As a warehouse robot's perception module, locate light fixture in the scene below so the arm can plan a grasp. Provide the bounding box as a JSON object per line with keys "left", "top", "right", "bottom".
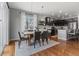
{"left": 30, "top": 2, "right": 32, "bottom": 13}
{"left": 59, "top": 10, "right": 62, "bottom": 14}
{"left": 41, "top": 5, "right": 44, "bottom": 14}
{"left": 65, "top": 13, "right": 68, "bottom": 16}
{"left": 0, "top": 3, "right": 3, "bottom": 7}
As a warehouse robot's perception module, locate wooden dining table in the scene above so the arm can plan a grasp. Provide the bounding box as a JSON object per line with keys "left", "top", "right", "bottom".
{"left": 23, "top": 28, "right": 49, "bottom": 46}
{"left": 23, "top": 31, "right": 34, "bottom": 45}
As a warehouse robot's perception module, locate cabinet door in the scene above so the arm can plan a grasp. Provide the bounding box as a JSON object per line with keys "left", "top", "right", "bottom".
{"left": 0, "top": 2, "right": 3, "bottom": 54}
{"left": 0, "top": 2, "right": 3, "bottom": 20}
{"left": 0, "top": 22, "right": 3, "bottom": 54}
{"left": 58, "top": 30, "right": 67, "bottom": 40}
{"left": 0, "top": 2, "right": 9, "bottom": 54}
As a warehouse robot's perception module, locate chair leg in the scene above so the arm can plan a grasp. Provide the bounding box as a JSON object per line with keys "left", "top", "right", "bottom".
{"left": 18, "top": 41, "right": 21, "bottom": 48}
{"left": 34, "top": 40, "right": 36, "bottom": 48}
{"left": 38, "top": 39, "right": 41, "bottom": 47}
{"left": 26, "top": 40, "right": 27, "bottom": 44}
{"left": 42, "top": 38, "right": 44, "bottom": 45}
{"left": 46, "top": 38, "right": 48, "bottom": 44}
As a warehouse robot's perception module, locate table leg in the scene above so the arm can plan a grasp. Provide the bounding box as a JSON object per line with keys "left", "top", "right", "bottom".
{"left": 28, "top": 35, "right": 31, "bottom": 46}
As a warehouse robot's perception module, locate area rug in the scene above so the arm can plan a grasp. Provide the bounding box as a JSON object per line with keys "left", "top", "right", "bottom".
{"left": 15, "top": 39, "right": 59, "bottom": 56}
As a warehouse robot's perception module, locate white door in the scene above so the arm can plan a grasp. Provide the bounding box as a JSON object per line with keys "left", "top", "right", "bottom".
{"left": 0, "top": 21, "right": 3, "bottom": 54}
{"left": 0, "top": 2, "right": 3, "bottom": 54}
{"left": 0, "top": 2, "right": 9, "bottom": 54}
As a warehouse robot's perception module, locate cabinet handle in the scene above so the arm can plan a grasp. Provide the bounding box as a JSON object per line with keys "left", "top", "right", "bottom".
{"left": 0, "top": 19, "right": 2, "bottom": 21}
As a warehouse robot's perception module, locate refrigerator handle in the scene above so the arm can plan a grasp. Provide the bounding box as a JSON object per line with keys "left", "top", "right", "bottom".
{"left": 0, "top": 19, "right": 2, "bottom": 21}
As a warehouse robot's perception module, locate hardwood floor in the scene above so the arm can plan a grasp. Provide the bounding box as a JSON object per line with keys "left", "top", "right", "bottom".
{"left": 2, "top": 41, "right": 15, "bottom": 56}
{"left": 2, "top": 38, "right": 79, "bottom": 56}
{"left": 32, "top": 39, "right": 79, "bottom": 56}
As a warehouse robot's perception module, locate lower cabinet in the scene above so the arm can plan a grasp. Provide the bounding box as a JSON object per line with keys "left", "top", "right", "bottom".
{"left": 58, "top": 30, "right": 67, "bottom": 40}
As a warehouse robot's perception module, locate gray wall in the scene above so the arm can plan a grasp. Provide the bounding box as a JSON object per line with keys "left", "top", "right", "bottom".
{"left": 9, "top": 8, "right": 38, "bottom": 40}
{"left": 10, "top": 9, "right": 21, "bottom": 40}
{"left": 10, "top": 8, "right": 60, "bottom": 40}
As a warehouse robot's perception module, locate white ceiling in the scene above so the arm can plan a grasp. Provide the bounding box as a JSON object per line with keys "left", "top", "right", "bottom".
{"left": 8, "top": 2, "right": 79, "bottom": 16}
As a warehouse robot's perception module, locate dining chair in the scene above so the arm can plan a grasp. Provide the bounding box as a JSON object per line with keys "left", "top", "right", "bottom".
{"left": 67, "top": 29, "right": 76, "bottom": 39}
{"left": 34, "top": 31, "right": 41, "bottom": 48}
{"left": 18, "top": 32, "right": 29, "bottom": 48}
{"left": 41, "top": 31, "right": 49, "bottom": 45}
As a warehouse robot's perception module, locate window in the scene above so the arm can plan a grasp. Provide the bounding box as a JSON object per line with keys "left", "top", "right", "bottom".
{"left": 26, "top": 15, "right": 34, "bottom": 30}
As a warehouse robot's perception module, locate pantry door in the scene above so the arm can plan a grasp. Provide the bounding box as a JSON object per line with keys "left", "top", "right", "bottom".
{"left": 0, "top": 21, "right": 3, "bottom": 54}
{"left": 0, "top": 2, "right": 3, "bottom": 54}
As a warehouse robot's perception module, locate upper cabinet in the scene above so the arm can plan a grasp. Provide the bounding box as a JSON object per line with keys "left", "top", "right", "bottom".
{"left": 0, "top": 2, "right": 3, "bottom": 20}
{"left": 0, "top": 2, "right": 9, "bottom": 54}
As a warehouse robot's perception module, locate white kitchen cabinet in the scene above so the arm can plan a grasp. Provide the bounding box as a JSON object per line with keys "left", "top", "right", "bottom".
{"left": 58, "top": 30, "right": 67, "bottom": 40}
{"left": 0, "top": 22, "right": 3, "bottom": 54}
{"left": 0, "top": 2, "right": 3, "bottom": 55}
{"left": 0, "top": 2, "right": 9, "bottom": 55}
{"left": 0, "top": 3, "right": 2, "bottom": 20}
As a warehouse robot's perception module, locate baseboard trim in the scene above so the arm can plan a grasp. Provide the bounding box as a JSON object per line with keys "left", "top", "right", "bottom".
{"left": 0, "top": 45, "right": 8, "bottom": 56}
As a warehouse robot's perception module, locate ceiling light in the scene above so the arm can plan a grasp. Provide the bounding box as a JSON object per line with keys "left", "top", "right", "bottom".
{"left": 65, "top": 13, "right": 68, "bottom": 16}
{"left": 0, "top": 3, "right": 3, "bottom": 7}
{"left": 59, "top": 10, "right": 62, "bottom": 14}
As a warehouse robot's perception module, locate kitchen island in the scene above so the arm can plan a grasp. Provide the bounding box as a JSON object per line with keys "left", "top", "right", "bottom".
{"left": 58, "top": 29, "right": 68, "bottom": 40}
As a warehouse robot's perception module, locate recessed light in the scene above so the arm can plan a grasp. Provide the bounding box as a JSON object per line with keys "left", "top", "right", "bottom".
{"left": 59, "top": 10, "right": 62, "bottom": 13}
{"left": 0, "top": 3, "right": 3, "bottom": 7}
{"left": 65, "top": 13, "right": 68, "bottom": 16}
